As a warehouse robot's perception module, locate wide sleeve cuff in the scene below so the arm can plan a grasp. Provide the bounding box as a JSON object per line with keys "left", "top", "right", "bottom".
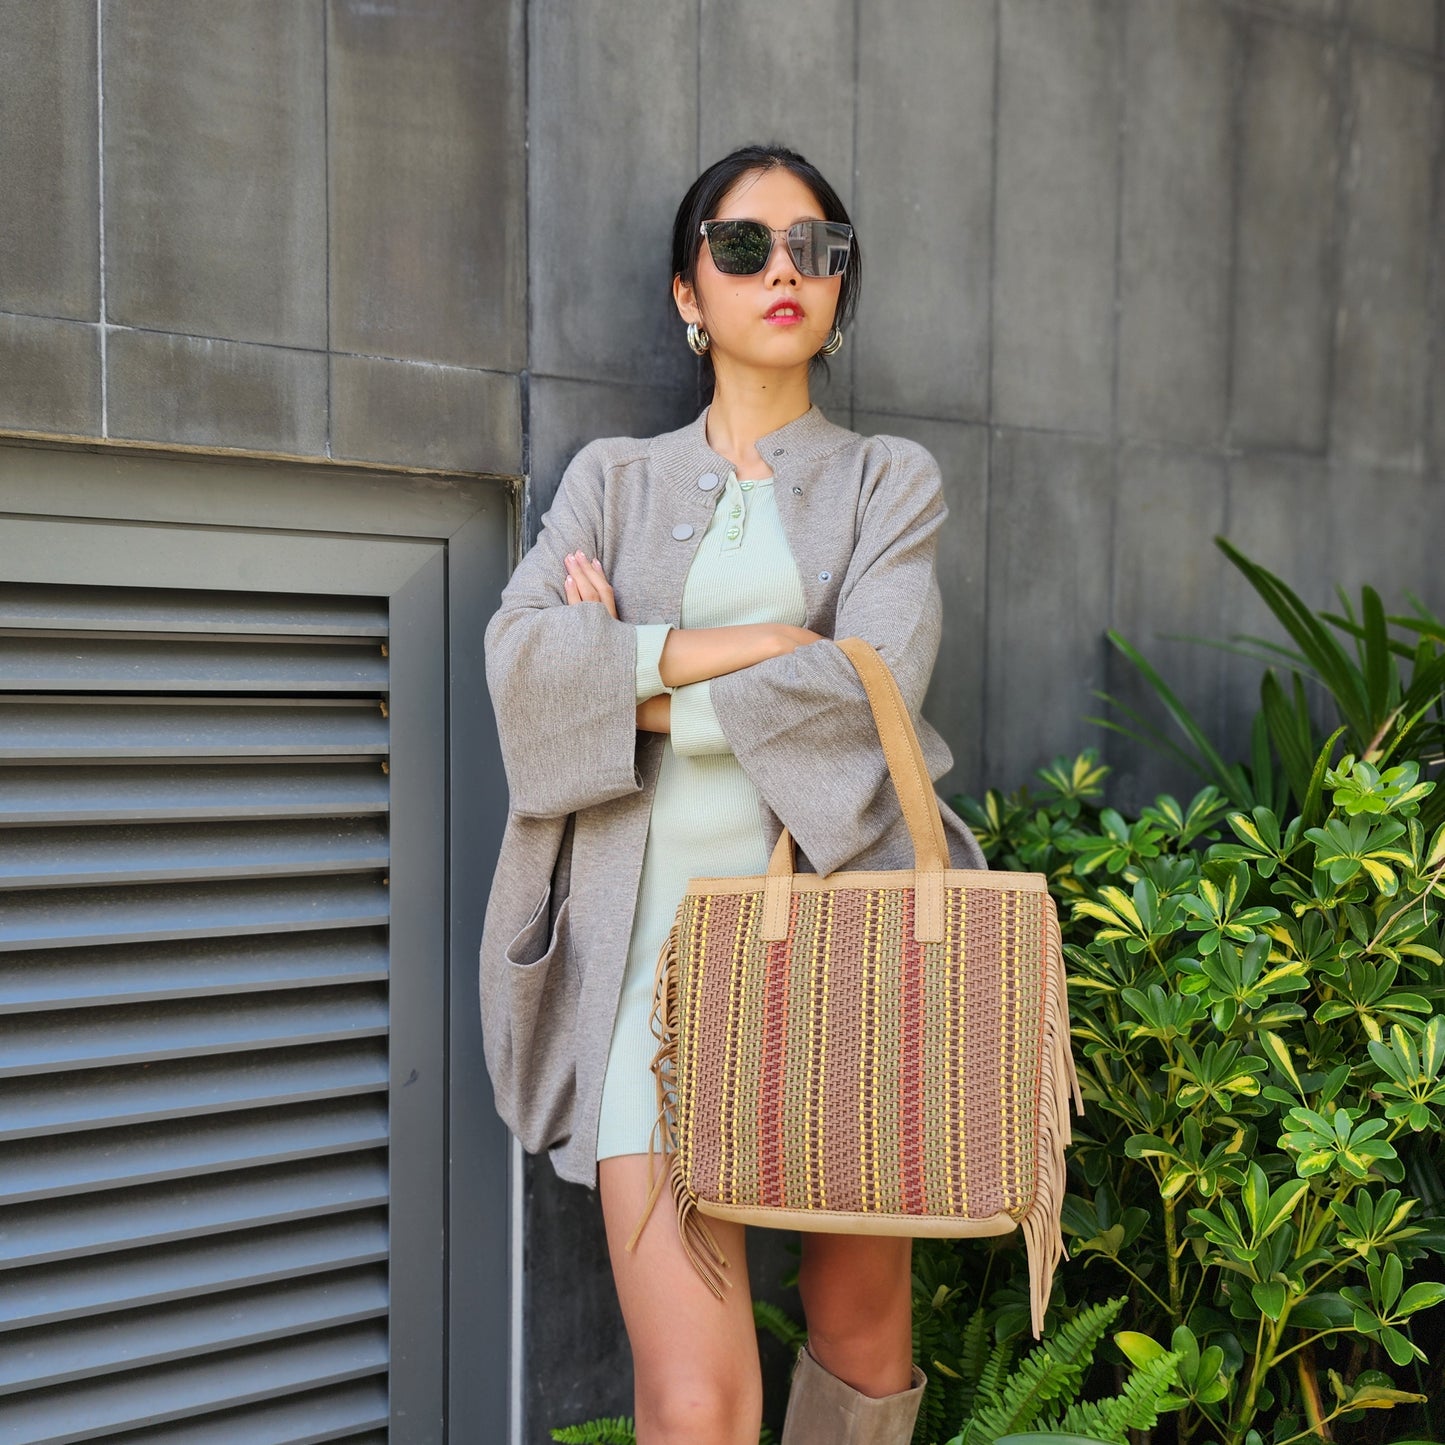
{"left": 669, "top": 679, "right": 733, "bottom": 756}
{"left": 634, "top": 623, "right": 674, "bottom": 702}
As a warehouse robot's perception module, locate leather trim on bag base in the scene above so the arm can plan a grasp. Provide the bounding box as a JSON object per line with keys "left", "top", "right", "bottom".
{"left": 695, "top": 1202, "right": 1021, "bottom": 1237}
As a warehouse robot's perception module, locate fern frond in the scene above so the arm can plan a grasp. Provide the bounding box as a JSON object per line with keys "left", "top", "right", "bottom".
{"left": 753, "top": 1298, "right": 807, "bottom": 1353}
{"left": 1059, "top": 1399, "right": 1119, "bottom": 1444}
{"left": 961, "top": 1345, "right": 1077, "bottom": 1444}
{"left": 957, "top": 1298, "right": 1130, "bottom": 1445}
{"left": 1058, "top": 1350, "right": 1182, "bottom": 1440}
{"left": 952, "top": 1307, "right": 991, "bottom": 1420}
{"left": 972, "top": 1337, "right": 1015, "bottom": 1405}
{"left": 1035, "top": 1295, "right": 1125, "bottom": 1383}
{"left": 915, "top": 1368, "right": 951, "bottom": 1445}
{"left": 550, "top": 1416, "right": 636, "bottom": 1445}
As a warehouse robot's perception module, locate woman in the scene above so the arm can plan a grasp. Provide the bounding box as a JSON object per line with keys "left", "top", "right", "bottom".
{"left": 481, "top": 143, "right": 987, "bottom": 1445}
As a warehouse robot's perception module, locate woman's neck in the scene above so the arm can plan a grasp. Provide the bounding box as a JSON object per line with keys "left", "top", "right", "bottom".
{"left": 703, "top": 369, "right": 813, "bottom": 477}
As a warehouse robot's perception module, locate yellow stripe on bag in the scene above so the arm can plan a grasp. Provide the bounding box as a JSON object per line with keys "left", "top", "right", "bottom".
{"left": 684, "top": 896, "right": 711, "bottom": 1184}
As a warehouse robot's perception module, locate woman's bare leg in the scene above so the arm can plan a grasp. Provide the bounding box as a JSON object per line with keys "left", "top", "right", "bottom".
{"left": 796, "top": 1233, "right": 914, "bottom": 1396}
{"left": 599, "top": 1154, "right": 763, "bottom": 1445}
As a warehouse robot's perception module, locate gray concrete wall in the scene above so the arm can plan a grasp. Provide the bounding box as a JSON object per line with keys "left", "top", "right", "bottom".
{"left": 0, "top": 0, "right": 525, "bottom": 476}
{"left": 5, "top": 0, "right": 1440, "bottom": 800}
{"left": 4, "top": 2, "right": 1444, "bottom": 1440}
{"left": 526, "top": 0, "right": 1445, "bottom": 815}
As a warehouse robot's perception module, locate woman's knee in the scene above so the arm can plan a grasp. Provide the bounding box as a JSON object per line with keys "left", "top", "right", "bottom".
{"left": 797, "top": 1234, "right": 913, "bottom": 1338}
{"left": 599, "top": 1156, "right": 762, "bottom": 1442}
{"left": 635, "top": 1366, "right": 762, "bottom": 1445}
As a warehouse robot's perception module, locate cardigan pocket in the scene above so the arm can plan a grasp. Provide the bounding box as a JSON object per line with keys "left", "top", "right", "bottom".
{"left": 496, "top": 883, "right": 579, "bottom": 1154}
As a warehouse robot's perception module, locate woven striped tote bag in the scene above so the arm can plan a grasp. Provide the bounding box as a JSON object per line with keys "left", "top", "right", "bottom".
{"left": 625, "top": 636, "right": 1084, "bottom": 1338}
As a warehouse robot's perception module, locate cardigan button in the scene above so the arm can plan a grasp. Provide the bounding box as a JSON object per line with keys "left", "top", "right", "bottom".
{"left": 672, "top": 523, "right": 695, "bottom": 541}
{"left": 818, "top": 570, "right": 832, "bottom": 582}
{"left": 791, "top": 486, "right": 802, "bottom": 495}
{"left": 696, "top": 472, "right": 719, "bottom": 491}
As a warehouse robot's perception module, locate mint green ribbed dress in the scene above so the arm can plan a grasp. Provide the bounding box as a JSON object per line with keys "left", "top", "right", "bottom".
{"left": 596, "top": 468, "right": 808, "bottom": 1160}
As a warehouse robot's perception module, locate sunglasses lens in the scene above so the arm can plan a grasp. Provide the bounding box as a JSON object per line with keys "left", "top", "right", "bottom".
{"left": 705, "top": 220, "right": 773, "bottom": 275}
{"left": 702, "top": 219, "right": 854, "bottom": 276}
{"left": 788, "top": 221, "right": 853, "bottom": 277}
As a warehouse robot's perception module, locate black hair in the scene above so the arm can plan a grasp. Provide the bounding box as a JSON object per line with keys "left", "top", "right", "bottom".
{"left": 670, "top": 142, "right": 861, "bottom": 387}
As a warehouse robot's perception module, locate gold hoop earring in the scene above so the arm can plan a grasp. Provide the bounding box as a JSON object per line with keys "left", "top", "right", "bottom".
{"left": 686, "top": 322, "right": 710, "bottom": 355}
{"left": 820, "top": 323, "right": 844, "bottom": 356}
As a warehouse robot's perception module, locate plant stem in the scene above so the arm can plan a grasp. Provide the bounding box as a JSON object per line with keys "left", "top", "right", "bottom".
{"left": 1183, "top": 1260, "right": 1212, "bottom": 1325}
{"left": 1273, "top": 1402, "right": 1358, "bottom": 1445}
{"left": 977, "top": 1244, "right": 995, "bottom": 1311}
{"left": 1230, "top": 1312, "right": 1271, "bottom": 1445}
{"left": 1108, "top": 1256, "right": 1173, "bottom": 1315}
{"left": 1296, "top": 1344, "right": 1330, "bottom": 1441}
{"left": 1268, "top": 1327, "right": 1351, "bottom": 1369}
{"left": 1367, "top": 856, "right": 1445, "bottom": 952}
{"left": 1164, "top": 1196, "right": 1183, "bottom": 1323}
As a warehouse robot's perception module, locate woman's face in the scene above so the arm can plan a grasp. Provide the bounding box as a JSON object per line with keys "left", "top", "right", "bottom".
{"left": 674, "top": 165, "right": 844, "bottom": 375}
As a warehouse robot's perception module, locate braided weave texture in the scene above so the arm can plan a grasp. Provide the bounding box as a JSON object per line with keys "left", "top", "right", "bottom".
{"left": 642, "top": 871, "right": 1083, "bottom": 1337}
{"left": 676, "top": 880, "right": 1049, "bottom": 1218}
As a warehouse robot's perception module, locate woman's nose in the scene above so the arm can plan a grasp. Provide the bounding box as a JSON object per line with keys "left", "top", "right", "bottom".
{"left": 762, "top": 238, "right": 801, "bottom": 285}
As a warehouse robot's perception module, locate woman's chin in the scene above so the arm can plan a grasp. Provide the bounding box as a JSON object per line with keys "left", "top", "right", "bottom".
{"left": 714, "top": 339, "right": 824, "bottom": 375}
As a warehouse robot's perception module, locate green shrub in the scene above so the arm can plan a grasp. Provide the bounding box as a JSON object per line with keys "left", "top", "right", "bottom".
{"left": 957, "top": 745, "right": 1445, "bottom": 1445}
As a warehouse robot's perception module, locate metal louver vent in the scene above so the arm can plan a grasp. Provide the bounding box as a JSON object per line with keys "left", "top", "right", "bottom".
{"left": 0, "top": 580, "right": 395, "bottom": 1444}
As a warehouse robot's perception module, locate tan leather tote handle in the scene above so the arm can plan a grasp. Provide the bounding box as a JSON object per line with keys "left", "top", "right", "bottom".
{"left": 761, "top": 637, "right": 950, "bottom": 943}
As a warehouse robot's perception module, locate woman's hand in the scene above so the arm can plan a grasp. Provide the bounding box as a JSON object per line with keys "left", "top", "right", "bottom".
{"left": 635, "top": 694, "right": 671, "bottom": 734}
{"left": 562, "top": 550, "right": 618, "bottom": 619}
{"left": 558, "top": 542, "right": 823, "bottom": 689}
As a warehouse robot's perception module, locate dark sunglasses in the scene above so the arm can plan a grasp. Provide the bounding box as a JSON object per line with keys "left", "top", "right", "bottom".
{"left": 699, "top": 218, "right": 854, "bottom": 278}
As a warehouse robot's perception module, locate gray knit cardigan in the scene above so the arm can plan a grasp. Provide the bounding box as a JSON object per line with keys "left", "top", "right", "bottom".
{"left": 479, "top": 403, "right": 988, "bottom": 1188}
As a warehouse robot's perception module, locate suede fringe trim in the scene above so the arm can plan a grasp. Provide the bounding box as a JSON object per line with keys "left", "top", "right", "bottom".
{"left": 623, "top": 921, "right": 732, "bottom": 1296}
{"left": 1019, "top": 901, "right": 1085, "bottom": 1339}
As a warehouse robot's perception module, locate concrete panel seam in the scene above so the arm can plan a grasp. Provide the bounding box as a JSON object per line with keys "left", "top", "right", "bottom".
{"left": 323, "top": 0, "right": 332, "bottom": 460}
{"left": 1324, "top": 25, "right": 1350, "bottom": 459}
{"left": 849, "top": 0, "right": 860, "bottom": 408}
{"left": 524, "top": 0, "right": 535, "bottom": 400}
{"left": 1107, "top": 0, "right": 1126, "bottom": 694}
{"left": 1110, "top": 0, "right": 1124, "bottom": 456}
{"left": 528, "top": 368, "right": 700, "bottom": 396}
{"left": 97, "top": 319, "right": 527, "bottom": 379}
{"left": 1222, "top": 5, "right": 1246, "bottom": 451}
{"left": 96, "top": 0, "right": 107, "bottom": 437}
{"left": 988, "top": 0, "right": 1000, "bottom": 429}
{"left": 1425, "top": 46, "right": 1445, "bottom": 473}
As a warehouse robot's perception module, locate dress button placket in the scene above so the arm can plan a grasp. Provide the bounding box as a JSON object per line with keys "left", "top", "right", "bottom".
{"left": 719, "top": 473, "right": 746, "bottom": 554}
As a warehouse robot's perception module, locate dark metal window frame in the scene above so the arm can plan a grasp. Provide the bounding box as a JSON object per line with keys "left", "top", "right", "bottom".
{"left": 0, "top": 437, "right": 516, "bottom": 1443}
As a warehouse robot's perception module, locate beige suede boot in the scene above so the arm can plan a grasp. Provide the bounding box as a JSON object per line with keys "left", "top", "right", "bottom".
{"left": 779, "top": 1343, "right": 927, "bottom": 1445}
